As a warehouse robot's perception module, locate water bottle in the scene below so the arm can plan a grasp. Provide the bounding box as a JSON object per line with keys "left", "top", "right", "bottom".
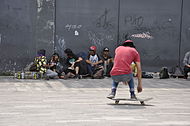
{"left": 14, "top": 72, "right": 18, "bottom": 79}
{"left": 17, "top": 72, "right": 21, "bottom": 79}
{"left": 21, "top": 71, "right": 24, "bottom": 79}
{"left": 34, "top": 72, "right": 37, "bottom": 79}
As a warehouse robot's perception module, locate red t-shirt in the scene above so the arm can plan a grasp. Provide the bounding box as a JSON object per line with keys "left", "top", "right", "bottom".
{"left": 110, "top": 46, "right": 140, "bottom": 76}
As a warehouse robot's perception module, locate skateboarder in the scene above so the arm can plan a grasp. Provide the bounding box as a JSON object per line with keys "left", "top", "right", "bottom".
{"left": 107, "top": 40, "right": 142, "bottom": 99}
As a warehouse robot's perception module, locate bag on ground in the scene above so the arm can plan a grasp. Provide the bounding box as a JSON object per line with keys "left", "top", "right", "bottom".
{"left": 159, "top": 67, "right": 169, "bottom": 79}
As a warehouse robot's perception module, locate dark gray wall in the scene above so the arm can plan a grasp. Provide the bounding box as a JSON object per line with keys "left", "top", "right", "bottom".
{"left": 0, "top": 0, "right": 189, "bottom": 73}
{"left": 181, "top": 0, "right": 190, "bottom": 66}
{"left": 36, "top": 0, "right": 55, "bottom": 57}
{"left": 0, "top": 0, "right": 54, "bottom": 72}
{"left": 55, "top": 0, "right": 118, "bottom": 57}
{"left": 0, "top": 0, "right": 36, "bottom": 72}
{"left": 119, "top": 0, "right": 182, "bottom": 71}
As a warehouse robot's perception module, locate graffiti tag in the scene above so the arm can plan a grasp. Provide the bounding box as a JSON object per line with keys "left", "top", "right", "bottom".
{"left": 95, "top": 8, "right": 114, "bottom": 30}
{"left": 124, "top": 15, "right": 144, "bottom": 27}
{"left": 131, "top": 32, "right": 154, "bottom": 39}
{"left": 65, "top": 24, "right": 82, "bottom": 31}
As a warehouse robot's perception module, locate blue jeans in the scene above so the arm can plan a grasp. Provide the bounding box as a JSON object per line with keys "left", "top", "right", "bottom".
{"left": 46, "top": 69, "right": 58, "bottom": 78}
{"left": 87, "top": 64, "right": 94, "bottom": 75}
{"left": 111, "top": 73, "right": 135, "bottom": 94}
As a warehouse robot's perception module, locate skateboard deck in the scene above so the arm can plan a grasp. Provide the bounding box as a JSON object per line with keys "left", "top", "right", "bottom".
{"left": 108, "top": 97, "right": 153, "bottom": 105}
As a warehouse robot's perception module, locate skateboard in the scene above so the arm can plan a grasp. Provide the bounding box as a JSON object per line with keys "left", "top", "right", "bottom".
{"left": 108, "top": 97, "right": 153, "bottom": 105}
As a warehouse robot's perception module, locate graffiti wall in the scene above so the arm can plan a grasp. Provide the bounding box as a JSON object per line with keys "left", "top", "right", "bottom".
{"left": 119, "top": 0, "right": 182, "bottom": 71}
{"left": 55, "top": 0, "right": 118, "bottom": 57}
{"left": 0, "top": 0, "right": 55, "bottom": 72}
{"left": 0, "top": 0, "right": 189, "bottom": 72}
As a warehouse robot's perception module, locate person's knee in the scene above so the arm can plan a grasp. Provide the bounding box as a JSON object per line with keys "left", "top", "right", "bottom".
{"left": 48, "top": 72, "right": 58, "bottom": 78}
{"left": 54, "top": 72, "right": 58, "bottom": 76}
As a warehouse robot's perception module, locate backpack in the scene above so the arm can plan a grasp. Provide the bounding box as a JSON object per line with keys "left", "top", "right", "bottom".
{"left": 159, "top": 67, "right": 169, "bottom": 79}
{"left": 77, "top": 52, "right": 87, "bottom": 60}
{"left": 77, "top": 52, "right": 89, "bottom": 75}
{"left": 78, "top": 60, "right": 88, "bottom": 75}
{"left": 142, "top": 71, "right": 153, "bottom": 78}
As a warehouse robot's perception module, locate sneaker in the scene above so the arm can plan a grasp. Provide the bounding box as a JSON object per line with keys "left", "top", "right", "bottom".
{"left": 184, "top": 76, "right": 188, "bottom": 79}
{"left": 107, "top": 89, "right": 116, "bottom": 99}
{"left": 130, "top": 94, "right": 137, "bottom": 100}
{"left": 43, "top": 74, "right": 49, "bottom": 80}
{"left": 45, "top": 76, "right": 49, "bottom": 80}
{"left": 75, "top": 74, "right": 81, "bottom": 79}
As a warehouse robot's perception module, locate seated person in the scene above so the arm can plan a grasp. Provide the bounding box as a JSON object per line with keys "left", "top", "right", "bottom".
{"left": 86, "top": 46, "right": 104, "bottom": 78}
{"left": 76, "top": 52, "right": 89, "bottom": 76}
{"left": 64, "top": 48, "right": 83, "bottom": 79}
{"left": 48, "top": 53, "right": 65, "bottom": 79}
{"left": 101, "top": 47, "right": 113, "bottom": 77}
{"left": 33, "top": 49, "right": 58, "bottom": 79}
{"left": 183, "top": 51, "right": 190, "bottom": 79}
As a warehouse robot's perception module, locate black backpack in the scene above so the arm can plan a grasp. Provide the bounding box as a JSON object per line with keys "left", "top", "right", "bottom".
{"left": 159, "top": 67, "right": 169, "bottom": 79}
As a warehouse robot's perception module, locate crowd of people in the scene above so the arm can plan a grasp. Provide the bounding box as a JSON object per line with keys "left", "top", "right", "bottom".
{"left": 30, "top": 46, "right": 114, "bottom": 80}
{"left": 30, "top": 43, "right": 190, "bottom": 82}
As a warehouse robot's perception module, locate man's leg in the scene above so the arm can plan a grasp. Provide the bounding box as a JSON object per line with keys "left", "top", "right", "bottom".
{"left": 75, "top": 66, "right": 81, "bottom": 79}
{"left": 74, "top": 62, "right": 81, "bottom": 79}
{"left": 107, "top": 81, "right": 119, "bottom": 98}
{"left": 103, "top": 61, "right": 108, "bottom": 76}
{"left": 128, "top": 74, "right": 136, "bottom": 99}
{"left": 87, "top": 64, "right": 93, "bottom": 76}
{"left": 46, "top": 69, "right": 58, "bottom": 78}
{"left": 184, "top": 66, "right": 190, "bottom": 79}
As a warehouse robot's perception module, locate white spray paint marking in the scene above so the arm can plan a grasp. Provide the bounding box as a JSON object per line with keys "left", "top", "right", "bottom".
{"left": 44, "top": 20, "right": 54, "bottom": 29}
{"left": 131, "top": 32, "right": 154, "bottom": 39}
{"left": 65, "top": 24, "right": 82, "bottom": 31}
{"left": 37, "top": 0, "right": 43, "bottom": 13}
{"left": 56, "top": 37, "right": 66, "bottom": 56}
{"left": 75, "top": 30, "right": 79, "bottom": 36}
{"left": 88, "top": 31, "right": 104, "bottom": 47}
{"left": 0, "top": 34, "right": 2, "bottom": 44}
{"left": 58, "top": 38, "right": 66, "bottom": 49}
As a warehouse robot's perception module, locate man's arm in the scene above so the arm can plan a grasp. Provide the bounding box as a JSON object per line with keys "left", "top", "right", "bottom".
{"left": 136, "top": 62, "right": 142, "bottom": 93}
{"left": 93, "top": 60, "right": 103, "bottom": 65}
{"left": 93, "top": 54, "right": 103, "bottom": 65}
{"left": 86, "top": 59, "right": 92, "bottom": 64}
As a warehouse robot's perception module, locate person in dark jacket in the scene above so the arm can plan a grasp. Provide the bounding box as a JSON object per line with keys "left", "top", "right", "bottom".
{"left": 64, "top": 48, "right": 83, "bottom": 79}
{"left": 183, "top": 51, "right": 190, "bottom": 79}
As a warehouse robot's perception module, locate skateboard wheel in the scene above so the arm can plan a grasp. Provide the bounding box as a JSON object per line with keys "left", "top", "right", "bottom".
{"left": 140, "top": 101, "right": 145, "bottom": 105}
{"left": 115, "top": 100, "right": 119, "bottom": 104}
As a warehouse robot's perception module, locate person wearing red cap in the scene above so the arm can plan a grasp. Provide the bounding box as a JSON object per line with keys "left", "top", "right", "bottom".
{"left": 86, "top": 46, "right": 103, "bottom": 78}
{"left": 107, "top": 40, "right": 143, "bottom": 99}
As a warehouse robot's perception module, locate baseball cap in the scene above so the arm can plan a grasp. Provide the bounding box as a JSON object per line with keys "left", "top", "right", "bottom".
{"left": 103, "top": 47, "right": 109, "bottom": 51}
{"left": 89, "top": 46, "right": 97, "bottom": 51}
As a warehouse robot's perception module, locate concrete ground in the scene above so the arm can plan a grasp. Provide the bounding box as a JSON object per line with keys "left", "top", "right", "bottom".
{"left": 0, "top": 76, "right": 190, "bottom": 126}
